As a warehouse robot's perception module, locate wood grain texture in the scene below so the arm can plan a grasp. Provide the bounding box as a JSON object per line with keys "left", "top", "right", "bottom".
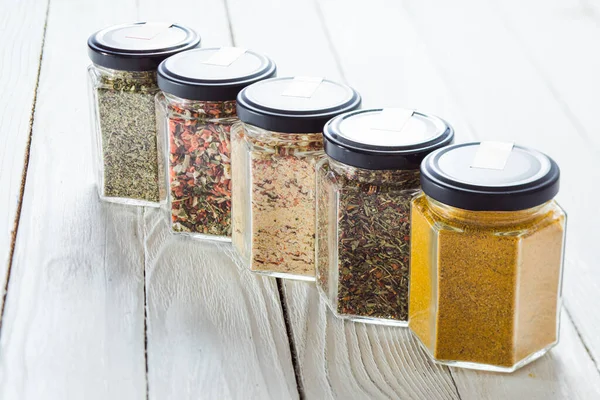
{"left": 453, "top": 314, "right": 600, "bottom": 400}
{"left": 0, "top": 0, "right": 147, "bottom": 399}
{"left": 283, "top": 282, "right": 460, "bottom": 400}
{"left": 0, "top": 0, "right": 48, "bottom": 310}
{"left": 138, "top": 2, "right": 299, "bottom": 399}
{"left": 143, "top": 209, "right": 298, "bottom": 400}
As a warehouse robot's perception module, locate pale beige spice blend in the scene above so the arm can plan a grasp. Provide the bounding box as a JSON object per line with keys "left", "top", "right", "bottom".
{"left": 232, "top": 127, "right": 323, "bottom": 278}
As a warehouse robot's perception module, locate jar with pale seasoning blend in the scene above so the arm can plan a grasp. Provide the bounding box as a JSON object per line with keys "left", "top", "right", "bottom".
{"left": 156, "top": 48, "right": 276, "bottom": 240}
{"left": 232, "top": 77, "right": 361, "bottom": 280}
{"left": 316, "top": 109, "right": 454, "bottom": 326}
{"left": 409, "top": 142, "right": 566, "bottom": 372}
{"left": 87, "top": 22, "right": 200, "bottom": 206}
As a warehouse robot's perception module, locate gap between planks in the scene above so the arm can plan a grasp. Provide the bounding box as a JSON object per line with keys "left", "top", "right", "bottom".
{"left": 0, "top": 0, "right": 51, "bottom": 332}
{"left": 277, "top": 279, "right": 306, "bottom": 400}
{"left": 142, "top": 207, "right": 150, "bottom": 400}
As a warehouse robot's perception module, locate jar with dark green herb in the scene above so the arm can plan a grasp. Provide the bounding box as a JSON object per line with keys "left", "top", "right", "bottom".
{"left": 316, "top": 108, "right": 453, "bottom": 326}
{"left": 155, "top": 47, "right": 276, "bottom": 240}
{"left": 87, "top": 22, "right": 200, "bottom": 206}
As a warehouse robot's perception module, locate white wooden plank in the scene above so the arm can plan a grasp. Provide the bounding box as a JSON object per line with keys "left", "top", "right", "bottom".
{"left": 226, "top": 0, "right": 342, "bottom": 77}
{"left": 226, "top": 0, "right": 462, "bottom": 397}
{"left": 400, "top": 0, "right": 600, "bottom": 396}
{"left": 143, "top": 209, "right": 299, "bottom": 399}
{"left": 283, "top": 282, "right": 460, "bottom": 400}
{"left": 453, "top": 314, "right": 600, "bottom": 400}
{"left": 0, "top": 0, "right": 48, "bottom": 311}
{"left": 490, "top": 0, "right": 600, "bottom": 149}
{"left": 138, "top": 2, "right": 300, "bottom": 399}
{"left": 0, "top": 0, "right": 147, "bottom": 399}
{"left": 488, "top": 0, "right": 600, "bottom": 369}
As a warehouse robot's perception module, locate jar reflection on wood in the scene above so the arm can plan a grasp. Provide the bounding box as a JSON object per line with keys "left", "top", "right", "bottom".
{"left": 156, "top": 48, "right": 276, "bottom": 240}
{"left": 316, "top": 109, "right": 454, "bottom": 325}
{"left": 409, "top": 142, "right": 566, "bottom": 372}
{"left": 231, "top": 77, "right": 361, "bottom": 280}
{"left": 87, "top": 22, "right": 200, "bottom": 206}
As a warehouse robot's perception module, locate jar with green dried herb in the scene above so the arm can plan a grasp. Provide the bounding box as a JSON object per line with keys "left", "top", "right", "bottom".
{"left": 316, "top": 108, "right": 453, "bottom": 326}
{"left": 409, "top": 142, "right": 566, "bottom": 372}
{"left": 87, "top": 22, "right": 200, "bottom": 206}
{"left": 156, "top": 48, "right": 276, "bottom": 240}
{"left": 232, "top": 77, "right": 361, "bottom": 280}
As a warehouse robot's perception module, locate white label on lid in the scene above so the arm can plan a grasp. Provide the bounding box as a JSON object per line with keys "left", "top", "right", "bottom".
{"left": 202, "top": 47, "right": 247, "bottom": 66}
{"left": 371, "top": 108, "right": 415, "bottom": 132}
{"left": 471, "top": 141, "right": 514, "bottom": 170}
{"left": 281, "top": 76, "right": 323, "bottom": 98}
{"left": 125, "top": 23, "right": 173, "bottom": 40}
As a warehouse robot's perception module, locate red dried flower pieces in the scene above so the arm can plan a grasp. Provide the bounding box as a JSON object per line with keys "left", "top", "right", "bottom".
{"left": 168, "top": 100, "right": 236, "bottom": 237}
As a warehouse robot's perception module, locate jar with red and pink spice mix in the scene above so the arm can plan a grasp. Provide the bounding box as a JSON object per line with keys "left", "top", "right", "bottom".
{"left": 156, "top": 47, "right": 275, "bottom": 241}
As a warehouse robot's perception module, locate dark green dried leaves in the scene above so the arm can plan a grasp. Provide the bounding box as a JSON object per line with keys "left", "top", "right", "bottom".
{"left": 321, "top": 160, "right": 420, "bottom": 322}
{"left": 97, "top": 70, "right": 160, "bottom": 202}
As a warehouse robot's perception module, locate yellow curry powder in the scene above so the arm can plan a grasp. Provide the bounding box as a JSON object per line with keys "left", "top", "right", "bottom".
{"left": 409, "top": 194, "right": 565, "bottom": 368}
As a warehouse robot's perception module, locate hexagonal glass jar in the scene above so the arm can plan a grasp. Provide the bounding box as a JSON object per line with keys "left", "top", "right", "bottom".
{"left": 315, "top": 109, "right": 454, "bottom": 326}
{"left": 409, "top": 142, "right": 566, "bottom": 372}
{"left": 231, "top": 77, "right": 361, "bottom": 281}
{"left": 155, "top": 48, "right": 276, "bottom": 240}
{"left": 87, "top": 22, "right": 200, "bottom": 206}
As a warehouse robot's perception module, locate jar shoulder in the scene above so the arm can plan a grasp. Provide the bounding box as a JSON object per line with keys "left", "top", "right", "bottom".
{"left": 412, "top": 195, "right": 566, "bottom": 237}
{"left": 87, "top": 64, "right": 158, "bottom": 91}
{"left": 317, "top": 158, "right": 420, "bottom": 195}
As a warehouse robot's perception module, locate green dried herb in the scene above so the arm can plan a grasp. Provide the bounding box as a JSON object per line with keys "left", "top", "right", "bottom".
{"left": 96, "top": 70, "right": 160, "bottom": 202}
{"left": 317, "top": 159, "right": 420, "bottom": 322}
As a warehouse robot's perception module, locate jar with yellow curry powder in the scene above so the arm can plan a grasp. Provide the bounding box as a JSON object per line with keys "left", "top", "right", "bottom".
{"left": 409, "top": 142, "right": 566, "bottom": 372}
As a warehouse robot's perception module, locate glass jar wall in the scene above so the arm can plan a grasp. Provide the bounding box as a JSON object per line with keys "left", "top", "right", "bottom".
{"left": 87, "top": 22, "right": 200, "bottom": 206}
{"left": 409, "top": 142, "right": 566, "bottom": 372}
{"left": 315, "top": 109, "right": 453, "bottom": 325}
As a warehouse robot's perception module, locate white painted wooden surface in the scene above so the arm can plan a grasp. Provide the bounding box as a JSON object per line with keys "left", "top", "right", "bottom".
{"left": 0, "top": 0, "right": 48, "bottom": 311}
{"left": 1, "top": 0, "right": 599, "bottom": 399}
{"left": 0, "top": 0, "right": 147, "bottom": 398}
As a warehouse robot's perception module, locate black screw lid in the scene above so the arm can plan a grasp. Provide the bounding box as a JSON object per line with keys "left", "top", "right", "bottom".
{"left": 236, "top": 77, "right": 361, "bottom": 133}
{"left": 420, "top": 142, "right": 560, "bottom": 211}
{"left": 87, "top": 22, "right": 201, "bottom": 71}
{"left": 323, "top": 108, "right": 454, "bottom": 170}
{"left": 157, "top": 47, "right": 276, "bottom": 101}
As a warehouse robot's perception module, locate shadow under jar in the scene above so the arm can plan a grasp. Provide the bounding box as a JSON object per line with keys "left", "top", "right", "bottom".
{"left": 316, "top": 109, "right": 454, "bottom": 326}
{"left": 87, "top": 22, "right": 200, "bottom": 207}
{"left": 232, "top": 77, "right": 361, "bottom": 281}
{"left": 156, "top": 48, "right": 276, "bottom": 240}
{"left": 409, "top": 142, "right": 566, "bottom": 372}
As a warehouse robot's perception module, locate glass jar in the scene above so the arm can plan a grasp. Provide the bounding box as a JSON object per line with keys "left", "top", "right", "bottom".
{"left": 155, "top": 48, "right": 276, "bottom": 240}
{"left": 315, "top": 109, "right": 454, "bottom": 326}
{"left": 409, "top": 142, "right": 566, "bottom": 372}
{"left": 232, "top": 77, "right": 361, "bottom": 280}
{"left": 87, "top": 22, "right": 200, "bottom": 206}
